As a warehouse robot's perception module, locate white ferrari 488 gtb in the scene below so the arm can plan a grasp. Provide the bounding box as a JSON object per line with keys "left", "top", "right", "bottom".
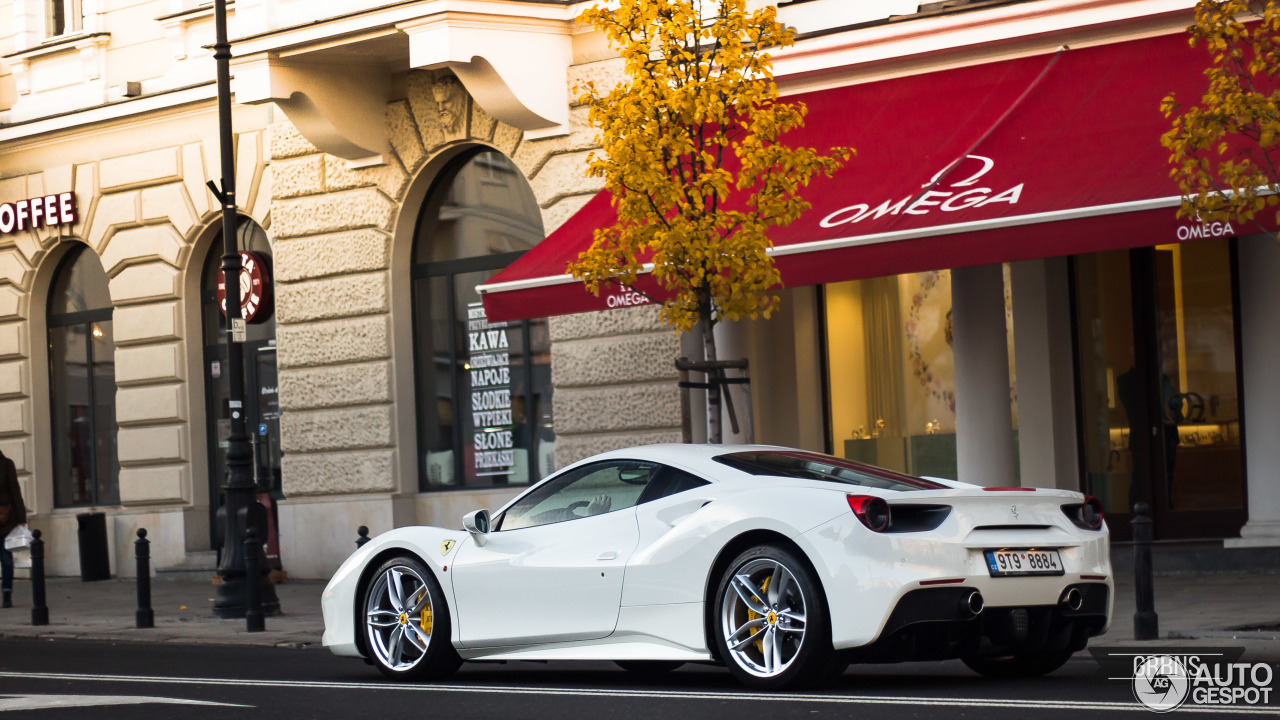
{"left": 321, "top": 444, "right": 1112, "bottom": 690}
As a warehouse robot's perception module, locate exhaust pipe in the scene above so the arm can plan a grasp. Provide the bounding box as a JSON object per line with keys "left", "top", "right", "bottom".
{"left": 1061, "top": 587, "right": 1083, "bottom": 611}
{"left": 962, "top": 591, "right": 984, "bottom": 617}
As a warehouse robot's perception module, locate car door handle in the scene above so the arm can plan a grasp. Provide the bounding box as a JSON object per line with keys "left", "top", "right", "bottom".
{"left": 596, "top": 551, "right": 618, "bottom": 561}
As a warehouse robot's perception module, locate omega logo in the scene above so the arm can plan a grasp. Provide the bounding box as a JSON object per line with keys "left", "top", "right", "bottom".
{"left": 1176, "top": 222, "right": 1235, "bottom": 241}
{"left": 820, "top": 155, "right": 1024, "bottom": 228}
{"left": 217, "top": 251, "right": 274, "bottom": 324}
{"left": 605, "top": 287, "right": 651, "bottom": 308}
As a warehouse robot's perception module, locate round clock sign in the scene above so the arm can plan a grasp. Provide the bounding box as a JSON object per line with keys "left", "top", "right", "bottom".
{"left": 217, "top": 251, "right": 274, "bottom": 323}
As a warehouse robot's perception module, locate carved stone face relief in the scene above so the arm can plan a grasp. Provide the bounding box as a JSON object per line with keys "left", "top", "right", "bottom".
{"left": 432, "top": 74, "right": 464, "bottom": 131}
{"left": 409, "top": 71, "right": 469, "bottom": 150}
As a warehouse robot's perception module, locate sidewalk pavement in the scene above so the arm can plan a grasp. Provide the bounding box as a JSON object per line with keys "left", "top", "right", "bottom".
{"left": 1, "top": 572, "right": 1278, "bottom": 660}
{"left": 0, "top": 576, "right": 325, "bottom": 648}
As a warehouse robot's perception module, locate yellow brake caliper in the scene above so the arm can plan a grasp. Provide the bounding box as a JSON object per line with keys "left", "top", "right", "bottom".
{"left": 746, "top": 577, "right": 770, "bottom": 653}
{"left": 417, "top": 589, "right": 433, "bottom": 637}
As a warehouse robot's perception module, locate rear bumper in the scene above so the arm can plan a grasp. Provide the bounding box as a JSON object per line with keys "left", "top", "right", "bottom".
{"left": 845, "top": 583, "right": 1110, "bottom": 663}
{"left": 796, "top": 512, "right": 1113, "bottom": 651}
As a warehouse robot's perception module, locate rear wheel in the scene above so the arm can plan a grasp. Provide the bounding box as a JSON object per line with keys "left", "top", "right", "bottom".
{"left": 962, "top": 649, "right": 1074, "bottom": 678}
{"left": 361, "top": 555, "right": 462, "bottom": 681}
{"left": 712, "top": 544, "right": 844, "bottom": 690}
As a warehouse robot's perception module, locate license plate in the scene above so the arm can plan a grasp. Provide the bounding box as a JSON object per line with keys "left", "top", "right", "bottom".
{"left": 984, "top": 549, "right": 1064, "bottom": 577}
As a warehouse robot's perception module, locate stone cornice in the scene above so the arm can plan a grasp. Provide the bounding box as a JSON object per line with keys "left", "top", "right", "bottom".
{"left": 2, "top": 32, "right": 111, "bottom": 62}
{"left": 775, "top": 0, "right": 1198, "bottom": 92}
{"left": 228, "top": 0, "right": 583, "bottom": 55}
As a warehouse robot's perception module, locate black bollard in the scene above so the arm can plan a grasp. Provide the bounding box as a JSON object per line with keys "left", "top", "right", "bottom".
{"left": 30, "top": 529, "right": 48, "bottom": 626}
{"left": 244, "top": 527, "right": 265, "bottom": 633}
{"left": 135, "top": 529, "right": 154, "bottom": 629}
{"left": 356, "top": 526, "right": 370, "bottom": 548}
{"left": 1132, "top": 502, "right": 1158, "bottom": 640}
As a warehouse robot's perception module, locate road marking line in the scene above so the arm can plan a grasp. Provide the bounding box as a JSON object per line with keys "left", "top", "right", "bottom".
{"left": 1, "top": 672, "right": 1273, "bottom": 715}
{"left": 0, "top": 694, "right": 249, "bottom": 712}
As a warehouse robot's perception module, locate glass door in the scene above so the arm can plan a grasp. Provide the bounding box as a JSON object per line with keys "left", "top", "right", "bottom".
{"left": 1147, "top": 240, "right": 1245, "bottom": 538}
{"left": 1072, "top": 239, "right": 1246, "bottom": 540}
{"left": 1073, "top": 249, "right": 1141, "bottom": 538}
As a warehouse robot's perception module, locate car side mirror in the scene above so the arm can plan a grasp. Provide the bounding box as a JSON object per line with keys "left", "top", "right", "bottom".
{"left": 462, "top": 509, "right": 490, "bottom": 547}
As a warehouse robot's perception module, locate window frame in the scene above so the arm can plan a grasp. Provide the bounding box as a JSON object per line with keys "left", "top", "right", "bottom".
{"left": 409, "top": 147, "right": 550, "bottom": 493}
{"left": 713, "top": 450, "right": 946, "bottom": 491}
{"left": 494, "top": 460, "right": 662, "bottom": 532}
{"left": 46, "top": 0, "right": 84, "bottom": 38}
{"left": 493, "top": 460, "right": 712, "bottom": 532}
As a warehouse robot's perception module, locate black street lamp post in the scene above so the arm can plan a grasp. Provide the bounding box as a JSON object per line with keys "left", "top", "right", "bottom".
{"left": 210, "top": 0, "right": 279, "bottom": 619}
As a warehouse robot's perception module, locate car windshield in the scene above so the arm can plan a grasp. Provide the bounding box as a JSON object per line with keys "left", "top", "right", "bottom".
{"left": 713, "top": 451, "right": 945, "bottom": 492}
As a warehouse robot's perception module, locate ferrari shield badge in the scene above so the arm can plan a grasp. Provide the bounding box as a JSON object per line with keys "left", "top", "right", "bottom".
{"left": 441, "top": 540, "right": 456, "bottom": 556}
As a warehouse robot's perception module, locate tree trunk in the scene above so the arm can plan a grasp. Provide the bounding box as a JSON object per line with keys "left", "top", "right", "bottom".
{"left": 703, "top": 320, "right": 721, "bottom": 444}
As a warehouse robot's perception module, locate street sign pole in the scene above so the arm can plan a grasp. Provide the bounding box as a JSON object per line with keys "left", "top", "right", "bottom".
{"left": 210, "top": 0, "right": 278, "bottom": 618}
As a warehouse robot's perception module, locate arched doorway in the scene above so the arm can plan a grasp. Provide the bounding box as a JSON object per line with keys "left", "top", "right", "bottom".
{"left": 199, "top": 219, "right": 281, "bottom": 553}
{"left": 411, "top": 148, "right": 554, "bottom": 490}
{"left": 47, "top": 244, "right": 119, "bottom": 507}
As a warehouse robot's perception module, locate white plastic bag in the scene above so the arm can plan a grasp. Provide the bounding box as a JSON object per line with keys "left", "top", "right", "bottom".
{"left": 4, "top": 525, "right": 32, "bottom": 551}
{"left": 10, "top": 546, "right": 30, "bottom": 569}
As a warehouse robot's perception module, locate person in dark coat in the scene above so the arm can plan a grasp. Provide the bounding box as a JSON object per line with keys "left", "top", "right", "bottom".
{"left": 0, "top": 450, "right": 26, "bottom": 608}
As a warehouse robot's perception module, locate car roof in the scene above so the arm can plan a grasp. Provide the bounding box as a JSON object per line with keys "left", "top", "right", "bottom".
{"left": 590, "top": 443, "right": 789, "bottom": 463}
{"left": 576, "top": 444, "right": 947, "bottom": 491}
{"left": 576, "top": 443, "right": 800, "bottom": 481}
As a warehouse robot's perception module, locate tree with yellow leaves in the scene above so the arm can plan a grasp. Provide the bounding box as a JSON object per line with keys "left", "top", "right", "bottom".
{"left": 570, "top": 0, "right": 850, "bottom": 443}
{"left": 1162, "top": 0, "right": 1280, "bottom": 235}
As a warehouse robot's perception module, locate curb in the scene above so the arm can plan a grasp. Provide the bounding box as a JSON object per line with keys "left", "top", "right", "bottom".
{"left": 1168, "top": 630, "right": 1280, "bottom": 641}
{"left": 0, "top": 630, "right": 322, "bottom": 649}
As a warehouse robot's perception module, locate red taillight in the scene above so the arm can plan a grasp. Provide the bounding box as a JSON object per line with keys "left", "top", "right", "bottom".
{"left": 983, "top": 487, "right": 1036, "bottom": 492}
{"left": 1062, "top": 495, "right": 1105, "bottom": 530}
{"left": 1081, "top": 495, "right": 1104, "bottom": 530}
{"left": 847, "top": 494, "right": 890, "bottom": 532}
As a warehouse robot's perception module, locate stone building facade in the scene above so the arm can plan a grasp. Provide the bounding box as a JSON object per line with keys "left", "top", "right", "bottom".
{"left": 2, "top": 0, "right": 687, "bottom": 578}
{"left": 262, "top": 70, "right": 682, "bottom": 578}
{"left": 3, "top": 0, "right": 1278, "bottom": 582}
{"left": 0, "top": 100, "right": 275, "bottom": 575}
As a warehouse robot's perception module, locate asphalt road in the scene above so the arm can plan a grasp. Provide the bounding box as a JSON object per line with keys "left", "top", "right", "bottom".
{"left": 0, "top": 639, "right": 1273, "bottom": 718}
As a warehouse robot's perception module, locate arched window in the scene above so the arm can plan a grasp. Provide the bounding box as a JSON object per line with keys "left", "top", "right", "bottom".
{"left": 48, "top": 245, "right": 119, "bottom": 507}
{"left": 200, "top": 219, "right": 279, "bottom": 548}
{"left": 412, "top": 149, "right": 554, "bottom": 490}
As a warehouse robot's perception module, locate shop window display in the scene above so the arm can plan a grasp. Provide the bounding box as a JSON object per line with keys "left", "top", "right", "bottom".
{"left": 824, "top": 268, "right": 1017, "bottom": 479}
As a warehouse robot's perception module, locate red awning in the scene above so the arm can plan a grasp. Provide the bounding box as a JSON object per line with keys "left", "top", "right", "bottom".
{"left": 480, "top": 31, "right": 1273, "bottom": 322}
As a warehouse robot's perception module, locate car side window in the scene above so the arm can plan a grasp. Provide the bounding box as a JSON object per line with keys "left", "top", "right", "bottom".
{"left": 638, "top": 466, "right": 711, "bottom": 504}
{"left": 498, "top": 460, "right": 661, "bottom": 531}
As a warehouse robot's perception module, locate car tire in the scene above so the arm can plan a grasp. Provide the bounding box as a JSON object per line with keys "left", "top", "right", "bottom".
{"left": 361, "top": 555, "right": 462, "bottom": 681}
{"left": 614, "top": 660, "right": 685, "bottom": 675}
{"left": 962, "top": 649, "right": 1074, "bottom": 678}
{"left": 712, "top": 544, "right": 843, "bottom": 690}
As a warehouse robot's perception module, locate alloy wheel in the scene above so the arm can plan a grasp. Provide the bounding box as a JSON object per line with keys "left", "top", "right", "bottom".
{"left": 365, "top": 564, "right": 434, "bottom": 672}
{"left": 719, "top": 557, "right": 808, "bottom": 678}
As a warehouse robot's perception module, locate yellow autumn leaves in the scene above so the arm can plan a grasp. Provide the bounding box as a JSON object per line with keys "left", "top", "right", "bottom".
{"left": 1162, "top": 0, "right": 1280, "bottom": 227}
{"left": 568, "top": 0, "right": 851, "bottom": 333}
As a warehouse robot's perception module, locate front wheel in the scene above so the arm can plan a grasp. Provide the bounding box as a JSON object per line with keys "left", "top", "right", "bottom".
{"left": 361, "top": 555, "right": 462, "bottom": 681}
{"left": 962, "top": 649, "right": 1074, "bottom": 678}
{"left": 712, "top": 544, "right": 844, "bottom": 690}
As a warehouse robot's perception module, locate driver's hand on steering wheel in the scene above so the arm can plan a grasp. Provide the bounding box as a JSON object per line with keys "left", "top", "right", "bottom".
{"left": 586, "top": 494, "right": 612, "bottom": 516}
